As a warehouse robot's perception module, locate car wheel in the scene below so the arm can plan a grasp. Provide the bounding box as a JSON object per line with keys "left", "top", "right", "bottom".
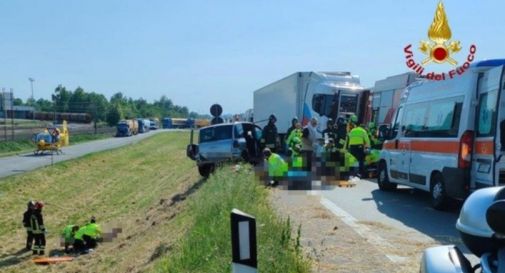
{"left": 430, "top": 173, "right": 448, "bottom": 210}
{"left": 377, "top": 161, "right": 397, "bottom": 191}
{"left": 198, "top": 164, "right": 215, "bottom": 178}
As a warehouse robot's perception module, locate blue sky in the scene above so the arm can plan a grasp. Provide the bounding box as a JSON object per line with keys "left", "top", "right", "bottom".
{"left": 0, "top": 0, "right": 503, "bottom": 114}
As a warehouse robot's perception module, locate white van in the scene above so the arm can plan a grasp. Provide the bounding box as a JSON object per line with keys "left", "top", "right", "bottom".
{"left": 378, "top": 59, "right": 505, "bottom": 209}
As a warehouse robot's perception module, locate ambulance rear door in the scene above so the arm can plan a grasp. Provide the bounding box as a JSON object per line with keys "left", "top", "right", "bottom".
{"left": 493, "top": 66, "right": 505, "bottom": 187}
{"left": 472, "top": 65, "right": 504, "bottom": 189}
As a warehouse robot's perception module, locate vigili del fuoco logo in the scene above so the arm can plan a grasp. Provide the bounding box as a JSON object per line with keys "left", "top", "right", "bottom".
{"left": 404, "top": 1, "right": 476, "bottom": 80}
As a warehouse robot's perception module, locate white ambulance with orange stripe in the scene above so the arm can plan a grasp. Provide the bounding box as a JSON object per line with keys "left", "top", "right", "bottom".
{"left": 378, "top": 59, "right": 505, "bottom": 210}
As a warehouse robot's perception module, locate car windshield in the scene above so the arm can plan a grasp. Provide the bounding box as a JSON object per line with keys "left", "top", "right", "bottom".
{"left": 200, "top": 125, "right": 233, "bottom": 143}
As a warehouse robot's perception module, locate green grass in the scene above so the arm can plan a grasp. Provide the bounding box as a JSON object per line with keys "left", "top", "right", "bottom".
{"left": 0, "top": 132, "right": 200, "bottom": 273}
{"left": 0, "top": 132, "right": 311, "bottom": 273}
{"left": 0, "top": 119, "right": 47, "bottom": 128}
{"left": 0, "top": 133, "right": 111, "bottom": 157}
{"left": 152, "top": 165, "right": 311, "bottom": 273}
{"left": 0, "top": 139, "right": 33, "bottom": 155}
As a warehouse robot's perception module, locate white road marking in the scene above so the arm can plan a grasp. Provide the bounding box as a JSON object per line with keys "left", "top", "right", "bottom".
{"left": 320, "top": 197, "right": 407, "bottom": 264}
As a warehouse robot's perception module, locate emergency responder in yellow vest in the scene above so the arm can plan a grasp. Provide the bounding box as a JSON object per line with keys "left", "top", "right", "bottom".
{"left": 73, "top": 225, "right": 87, "bottom": 253}
{"left": 287, "top": 122, "right": 303, "bottom": 166}
{"left": 286, "top": 121, "right": 302, "bottom": 147}
{"left": 73, "top": 217, "right": 102, "bottom": 253}
{"left": 263, "top": 148, "right": 288, "bottom": 186}
{"left": 22, "top": 200, "right": 35, "bottom": 251}
{"left": 346, "top": 116, "right": 370, "bottom": 178}
{"left": 83, "top": 217, "right": 102, "bottom": 249}
{"left": 61, "top": 224, "right": 80, "bottom": 253}
{"left": 285, "top": 117, "right": 298, "bottom": 155}
{"left": 288, "top": 128, "right": 303, "bottom": 169}
{"left": 367, "top": 122, "right": 382, "bottom": 149}
{"left": 31, "top": 201, "right": 46, "bottom": 255}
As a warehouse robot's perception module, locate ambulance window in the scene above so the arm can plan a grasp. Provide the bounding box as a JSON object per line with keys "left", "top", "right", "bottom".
{"left": 477, "top": 91, "right": 497, "bottom": 137}
{"left": 390, "top": 106, "right": 403, "bottom": 139}
{"left": 424, "top": 97, "right": 463, "bottom": 137}
{"left": 403, "top": 103, "right": 429, "bottom": 137}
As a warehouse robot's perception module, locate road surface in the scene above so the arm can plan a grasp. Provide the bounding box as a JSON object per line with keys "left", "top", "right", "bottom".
{"left": 0, "top": 130, "right": 181, "bottom": 180}
{"left": 316, "top": 178, "right": 479, "bottom": 264}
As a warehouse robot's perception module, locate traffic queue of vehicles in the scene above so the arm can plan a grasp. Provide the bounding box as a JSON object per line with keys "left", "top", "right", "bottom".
{"left": 116, "top": 117, "right": 209, "bottom": 137}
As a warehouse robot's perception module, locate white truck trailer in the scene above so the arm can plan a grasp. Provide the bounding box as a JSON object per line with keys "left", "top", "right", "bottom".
{"left": 253, "top": 72, "right": 368, "bottom": 136}
{"left": 371, "top": 72, "right": 420, "bottom": 126}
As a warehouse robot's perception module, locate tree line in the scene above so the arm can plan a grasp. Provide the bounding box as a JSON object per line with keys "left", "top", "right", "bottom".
{"left": 15, "top": 85, "right": 205, "bottom": 126}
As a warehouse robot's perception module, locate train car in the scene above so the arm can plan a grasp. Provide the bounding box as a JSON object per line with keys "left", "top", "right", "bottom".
{"left": 30, "top": 112, "right": 92, "bottom": 123}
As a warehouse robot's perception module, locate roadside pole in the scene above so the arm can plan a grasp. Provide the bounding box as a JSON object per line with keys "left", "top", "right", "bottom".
{"left": 2, "top": 88, "right": 6, "bottom": 141}
{"left": 231, "top": 209, "right": 257, "bottom": 273}
{"left": 10, "top": 89, "right": 14, "bottom": 140}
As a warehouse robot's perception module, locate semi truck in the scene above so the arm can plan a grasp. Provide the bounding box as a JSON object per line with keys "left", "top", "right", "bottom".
{"left": 116, "top": 119, "right": 139, "bottom": 137}
{"left": 137, "top": 118, "right": 150, "bottom": 133}
{"left": 253, "top": 71, "right": 369, "bottom": 137}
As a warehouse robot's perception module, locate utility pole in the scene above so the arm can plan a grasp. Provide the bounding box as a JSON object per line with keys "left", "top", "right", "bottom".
{"left": 28, "top": 77, "right": 35, "bottom": 120}
{"left": 53, "top": 96, "right": 56, "bottom": 125}
{"left": 10, "top": 88, "right": 14, "bottom": 140}
{"left": 2, "top": 88, "right": 6, "bottom": 141}
{"left": 93, "top": 104, "right": 97, "bottom": 134}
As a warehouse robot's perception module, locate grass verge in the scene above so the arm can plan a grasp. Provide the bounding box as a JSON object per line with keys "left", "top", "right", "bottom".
{"left": 0, "top": 133, "right": 111, "bottom": 157}
{"left": 152, "top": 165, "right": 311, "bottom": 273}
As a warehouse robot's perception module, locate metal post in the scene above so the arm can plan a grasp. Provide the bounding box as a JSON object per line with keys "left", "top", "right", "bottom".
{"left": 93, "top": 104, "right": 97, "bottom": 134}
{"left": 53, "top": 96, "right": 56, "bottom": 124}
{"left": 29, "top": 77, "right": 35, "bottom": 120}
{"left": 10, "top": 89, "right": 14, "bottom": 140}
{"left": 2, "top": 89, "right": 6, "bottom": 141}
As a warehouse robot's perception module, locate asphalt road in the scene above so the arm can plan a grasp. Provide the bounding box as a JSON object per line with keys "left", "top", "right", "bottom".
{"left": 0, "top": 129, "right": 183, "bottom": 180}
{"left": 317, "top": 178, "right": 479, "bottom": 264}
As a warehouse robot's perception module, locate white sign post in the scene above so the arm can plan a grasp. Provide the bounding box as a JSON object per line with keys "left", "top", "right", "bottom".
{"left": 231, "top": 209, "right": 257, "bottom": 273}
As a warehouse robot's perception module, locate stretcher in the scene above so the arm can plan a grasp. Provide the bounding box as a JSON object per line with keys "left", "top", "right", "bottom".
{"left": 32, "top": 256, "right": 74, "bottom": 265}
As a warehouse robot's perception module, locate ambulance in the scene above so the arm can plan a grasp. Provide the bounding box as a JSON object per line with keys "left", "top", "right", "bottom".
{"left": 378, "top": 59, "right": 505, "bottom": 210}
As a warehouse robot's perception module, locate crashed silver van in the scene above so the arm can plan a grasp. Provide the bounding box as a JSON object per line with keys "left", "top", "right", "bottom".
{"left": 186, "top": 122, "right": 263, "bottom": 177}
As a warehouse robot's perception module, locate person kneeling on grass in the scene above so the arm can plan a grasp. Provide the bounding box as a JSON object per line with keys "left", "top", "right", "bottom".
{"left": 263, "top": 148, "right": 288, "bottom": 186}
{"left": 73, "top": 217, "right": 102, "bottom": 253}
{"left": 61, "top": 224, "right": 79, "bottom": 253}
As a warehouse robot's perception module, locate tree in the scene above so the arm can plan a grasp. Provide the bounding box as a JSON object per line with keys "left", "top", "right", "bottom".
{"left": 34, "top": 98, "right": 53, "bottom": 112}
{"left": 13, "top": 98, "right": 24, "bottom": 106}
{"left": 106, "top": 105, "right": 122, "bottom": 126}
{"left": 52, "top": 85, "right": 72, "bottom": 112}
{"left": 87, "top": 92, "right": 109, "bottom": 121}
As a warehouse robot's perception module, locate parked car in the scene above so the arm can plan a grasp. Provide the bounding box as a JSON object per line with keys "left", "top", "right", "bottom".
{"left": 186, "top": 122, "right": 263, "bottom": 177}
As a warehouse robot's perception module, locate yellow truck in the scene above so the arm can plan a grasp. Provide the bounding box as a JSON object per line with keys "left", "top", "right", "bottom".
{"left": 116, "top": 119, "right": 138, "bottom": 137}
